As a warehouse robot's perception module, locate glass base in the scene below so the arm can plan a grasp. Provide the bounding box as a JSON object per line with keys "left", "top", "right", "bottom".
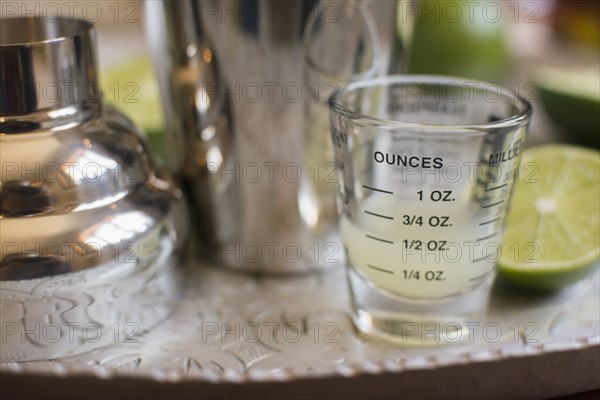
{"left": 347, "top": 267, "right": 495, "bottom": 345}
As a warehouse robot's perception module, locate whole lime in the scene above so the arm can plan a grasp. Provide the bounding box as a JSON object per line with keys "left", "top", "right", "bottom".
{"left": 101, "top": 57, "right": 165, "bottom": 160}
{"left": 405, "top": 0, "right": 508, "bottom": 82}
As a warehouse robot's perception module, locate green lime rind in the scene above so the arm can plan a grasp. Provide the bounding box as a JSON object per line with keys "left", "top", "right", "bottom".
{"left": 499, "top": 259, "right": 599, "bottom": 291}
{"left": 536, "top": 67, "right": 600, "bottom": 148}
{"left": 539, "top": 87, "right": 600, "bottom": 147}
{"left": 498, "top": 144, "right": 600, "bottom": 290}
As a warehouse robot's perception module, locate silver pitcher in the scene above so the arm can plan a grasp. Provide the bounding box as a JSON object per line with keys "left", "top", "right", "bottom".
{"left": 145, "top": 0, "right": 407, "bottom": 272}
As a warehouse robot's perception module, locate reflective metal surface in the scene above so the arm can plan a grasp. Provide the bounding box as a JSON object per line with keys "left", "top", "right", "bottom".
{"left": 145, "top": 0, "right": 404, "bottom": 273}
{"left": 0, "top": 18, "right": 188, "bottom": 361}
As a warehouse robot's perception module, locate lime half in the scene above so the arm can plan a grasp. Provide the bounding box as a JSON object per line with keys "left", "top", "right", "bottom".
{"left": 499, "top": 145, "right": 600, "bottom": 290}
{"left": 536, "top": 67, "right": 600, "bottom": 148}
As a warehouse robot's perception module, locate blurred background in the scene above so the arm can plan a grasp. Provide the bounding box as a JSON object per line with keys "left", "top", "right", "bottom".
{"left": 2, "top": 0, "right": 598, "bottom": 156}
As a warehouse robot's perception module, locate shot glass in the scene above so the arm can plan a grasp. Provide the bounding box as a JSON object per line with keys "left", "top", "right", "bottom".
{"left": 328, "top": 75, "right": 531, "bottom": 344}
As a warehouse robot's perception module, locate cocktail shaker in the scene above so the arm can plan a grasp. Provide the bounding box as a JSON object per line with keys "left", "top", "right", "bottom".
{"left": 0, "top": 17, "right": 188, "bottom": 362}
{"left": 145, "top": 0, "right": 405, "bottom": 273}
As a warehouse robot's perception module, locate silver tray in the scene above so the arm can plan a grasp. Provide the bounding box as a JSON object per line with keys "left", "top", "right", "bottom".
{"left": 2, "top": 260, "right": 599, "bottom": 399}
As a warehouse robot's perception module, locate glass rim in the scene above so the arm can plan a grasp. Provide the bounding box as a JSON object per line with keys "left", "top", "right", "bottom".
{"left": 328, "top": 75, "right": 532, "bottom": 132}
{"left": 302, "top": 0, "right": 382, "bottom": 82}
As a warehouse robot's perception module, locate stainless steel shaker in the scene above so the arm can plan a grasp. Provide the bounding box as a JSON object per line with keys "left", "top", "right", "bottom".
{"left": 145, "top": 0, "right": 405, "bottom": 272}
{"left": 0, "top": 17, "right": 188, "bottom": 362}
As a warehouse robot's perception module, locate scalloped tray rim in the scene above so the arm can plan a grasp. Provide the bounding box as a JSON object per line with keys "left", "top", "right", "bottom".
{"left": 1, "top": 334, "right": 598, "bottom": 384}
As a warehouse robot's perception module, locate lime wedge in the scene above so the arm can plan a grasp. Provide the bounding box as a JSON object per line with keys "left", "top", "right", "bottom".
{"left": 499, "top": 145, "right": 600, "bottom": 290}
{"left": 536, "top": 67, "right": 600, "bottom": 148}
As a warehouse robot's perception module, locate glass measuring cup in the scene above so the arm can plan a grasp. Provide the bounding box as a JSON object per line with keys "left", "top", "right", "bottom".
{"left": 328, "top": 76, "right": 531, "bottom": 343}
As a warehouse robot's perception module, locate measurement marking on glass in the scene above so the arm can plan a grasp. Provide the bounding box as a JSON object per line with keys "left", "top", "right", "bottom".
{"left": 472, "top": 252, "right": 497, "bottom": 263}
{"left": 367, "top": 264, "right": 394, "bottom": 274}
{"left": 362, "top": 185, "right": 394, "bottom": 195}
{"left": 364, "top": 210, "right": 394, "bottom": 220}
{"left": 469, "top": 272, "right": 490, "bottom": 282}
{"left": 477, "top": 232, "right": 499, "bottom": 242}
{"left": 479, "top": 217, "right": 501, "bottom": 226}
{"left": 485, "top": 183, "right": 507, "bottom": 192}
{"left": 481, "top": 200, "right": 505, "bottom": 209}
{"left": 365, "top": 234, "right": 394, "bottom": 244}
